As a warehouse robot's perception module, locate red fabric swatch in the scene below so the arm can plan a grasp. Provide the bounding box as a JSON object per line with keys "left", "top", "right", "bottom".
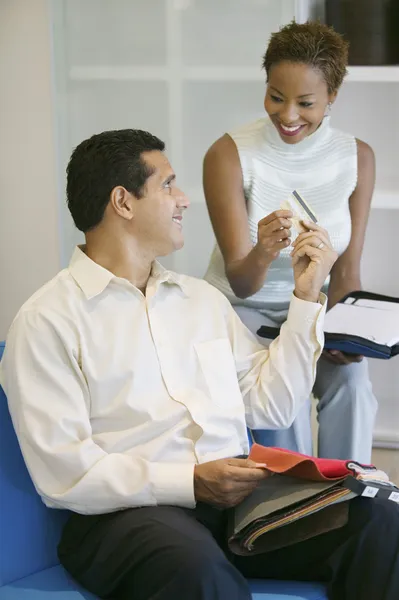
{"left": 249, "top": 444, "right": 374, "bottom": 482}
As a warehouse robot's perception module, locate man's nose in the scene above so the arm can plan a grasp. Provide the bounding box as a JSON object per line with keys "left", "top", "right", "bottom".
{"left": 175, "top": 187, "right": 190, "bottom": 210}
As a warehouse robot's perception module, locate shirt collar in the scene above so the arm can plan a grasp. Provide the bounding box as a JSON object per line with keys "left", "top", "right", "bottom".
{"left": 69, "top": 246, "right": 187, "bottom": 300}
{"left": 148, "top": 260, "right": 189, "bottom": 297}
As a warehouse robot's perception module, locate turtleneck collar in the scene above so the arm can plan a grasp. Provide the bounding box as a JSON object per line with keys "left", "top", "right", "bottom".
{"left": 264, "top": 115, "right": 331, "bottom": 154}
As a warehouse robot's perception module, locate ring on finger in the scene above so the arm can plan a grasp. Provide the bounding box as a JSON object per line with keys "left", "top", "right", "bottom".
{"left": 317, "top": 242, "right": 325, "bottom": 249}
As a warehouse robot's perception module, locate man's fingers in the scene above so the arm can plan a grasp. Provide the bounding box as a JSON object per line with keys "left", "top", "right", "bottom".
{"left": 291, "top": 244, "right": 324, "bottom": 262}
{"left": 227, "top": 458, "right": 267, "bottom": 469}
{"left": 300, "top": 220, "right": 326, "bottom": 233}
{"left": 292, "top": 233, "right": 330, "bottom": 253}
{"left": 227, "top": 466, "right": 271, "bottom": 483}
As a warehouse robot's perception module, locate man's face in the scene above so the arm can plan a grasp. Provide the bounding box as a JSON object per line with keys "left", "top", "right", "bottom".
{"left": 131, "top": 151, "right": 189, "bottom": 257}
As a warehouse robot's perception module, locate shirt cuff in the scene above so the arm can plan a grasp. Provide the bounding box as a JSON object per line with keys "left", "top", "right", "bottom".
{"left": 149, "top": 462, "right": 196, "bottom": 508}
{"left": 286, "top": 292, "right": 326, "bottom": 343}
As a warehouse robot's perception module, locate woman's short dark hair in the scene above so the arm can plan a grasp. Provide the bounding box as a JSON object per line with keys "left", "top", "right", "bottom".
{"left": 262, "top": 21, "right": 349, "bottom": 93}
{"left": 66, "top": 129, "right": 165, "bottom": 233}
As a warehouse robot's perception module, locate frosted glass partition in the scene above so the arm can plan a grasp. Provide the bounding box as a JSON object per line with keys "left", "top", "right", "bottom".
{"left": 65, "top": 0, "right": 167, "bottom": 67}
{"left": 180, "top": 0, "right": 296, "bottom": 67}
{"left": 332, "top": 82, "right": 399, "bottom": 192}
{"left": 51, "top": 0, "right": 297, "bottom": 268}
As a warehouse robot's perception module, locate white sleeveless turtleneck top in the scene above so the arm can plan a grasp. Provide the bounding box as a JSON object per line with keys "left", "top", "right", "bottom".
{"left": 204, "top": 116, "right": 358, "bottom": 319}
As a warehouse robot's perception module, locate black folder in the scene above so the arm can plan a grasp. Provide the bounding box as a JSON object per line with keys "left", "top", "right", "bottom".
{"left": 257, "top": 291, "right": 399, "bottom": 360}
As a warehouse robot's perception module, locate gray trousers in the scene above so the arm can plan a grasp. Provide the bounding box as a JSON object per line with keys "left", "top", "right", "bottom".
{"left": 235, "top": 305, "right": 378, "bottom": 463}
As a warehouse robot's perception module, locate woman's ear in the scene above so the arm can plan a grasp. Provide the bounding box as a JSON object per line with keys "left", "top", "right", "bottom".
{"left": 328, "top": 90, "right": 338, "bottom": 106}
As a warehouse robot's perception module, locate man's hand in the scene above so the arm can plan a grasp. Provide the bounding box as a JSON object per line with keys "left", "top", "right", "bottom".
{"left": 255, "top": 210, "right": 293, "bottom": 262}
{"left": 194, "top": 458, "right": 271, "bottom": 508}
{"left": 291, "top": 222, "right": 338, "bottom": 303}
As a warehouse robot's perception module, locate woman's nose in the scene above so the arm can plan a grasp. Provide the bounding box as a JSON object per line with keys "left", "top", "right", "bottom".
{"left": 279, "top": 104, "right": 300, "bottom": 124}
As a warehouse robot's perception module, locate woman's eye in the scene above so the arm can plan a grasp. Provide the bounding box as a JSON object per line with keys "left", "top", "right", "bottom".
{"left": 299, "top": 102, "right": 313, "bottom": 108}
{"left": 270, "top": 95, "right": 283, "bottom": 103}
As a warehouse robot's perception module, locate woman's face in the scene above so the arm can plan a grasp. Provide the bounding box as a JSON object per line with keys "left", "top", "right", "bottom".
{"left": 264, "top": 61, "right": 337, "bottom": 145}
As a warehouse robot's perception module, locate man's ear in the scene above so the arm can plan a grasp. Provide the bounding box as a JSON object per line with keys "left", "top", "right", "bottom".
{"left": 109, "top": 186, "right": 135, "bottom": 221}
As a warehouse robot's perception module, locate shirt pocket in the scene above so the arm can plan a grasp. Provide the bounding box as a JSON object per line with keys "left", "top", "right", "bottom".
{"left": 194, "top": 338, "right": 242, "bottom": 407}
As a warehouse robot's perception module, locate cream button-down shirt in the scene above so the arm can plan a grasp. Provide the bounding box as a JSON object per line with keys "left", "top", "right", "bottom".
{"left": 0, "top": 247, "right": 325, "bottom": 514}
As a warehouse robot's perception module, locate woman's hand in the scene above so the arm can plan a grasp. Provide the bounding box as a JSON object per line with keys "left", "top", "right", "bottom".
{"left": 255, "top": 210, "right": 293, "bottom": 262}
{"left": 322, "top": 349, "right": 364, "bottom": 365}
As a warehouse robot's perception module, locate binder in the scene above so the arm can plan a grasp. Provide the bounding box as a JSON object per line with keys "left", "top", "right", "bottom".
{"left": 257, "top": 291, "right": 399, "bottom": 359}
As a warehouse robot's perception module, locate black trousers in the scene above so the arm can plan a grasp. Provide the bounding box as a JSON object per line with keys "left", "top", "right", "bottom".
{"left": 58, "top": 497, "right": 399, "bottom": 600}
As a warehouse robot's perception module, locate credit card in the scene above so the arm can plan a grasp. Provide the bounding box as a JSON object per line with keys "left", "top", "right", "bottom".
{"left": 280, "top": 191, "right": 318, "bottom": 241}
{"left": 291, "top": 190, "right": 318, "bottom": 223}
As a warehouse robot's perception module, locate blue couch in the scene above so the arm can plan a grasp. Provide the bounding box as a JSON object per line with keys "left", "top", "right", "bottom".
{"left": 0, "top": 340, "right": 327, "bottom": 599}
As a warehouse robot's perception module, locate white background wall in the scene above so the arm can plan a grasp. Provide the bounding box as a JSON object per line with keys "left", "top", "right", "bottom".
{"left": 0, "top": 0, "right": 397, "bottom": 463}
{"left": 0, "top": 0, "right": 60, "bottom": 340}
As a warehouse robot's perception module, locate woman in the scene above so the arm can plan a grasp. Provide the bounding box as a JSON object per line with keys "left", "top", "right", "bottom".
{"left": 204, "top": 21, "right": 377, "bottom": 463}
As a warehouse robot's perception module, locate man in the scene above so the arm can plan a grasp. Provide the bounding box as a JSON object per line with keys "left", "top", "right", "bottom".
{"left": 1, "top": 130, "right": 398, "bottom": 600}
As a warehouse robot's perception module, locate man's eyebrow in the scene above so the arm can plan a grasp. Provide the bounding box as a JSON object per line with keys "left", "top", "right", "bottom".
{"left": 162, "top": 173, "right": 176, "bottom": 186}
{"left": 270, "top": 86, "right": 315, "bottom": 99}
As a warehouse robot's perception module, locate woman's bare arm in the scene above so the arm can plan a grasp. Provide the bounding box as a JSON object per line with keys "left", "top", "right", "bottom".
{"left": 328, "top": 139, "right": 375, "bottom": 309}
{"left": 203, "top": 135, "right": 291, "bottom": 298}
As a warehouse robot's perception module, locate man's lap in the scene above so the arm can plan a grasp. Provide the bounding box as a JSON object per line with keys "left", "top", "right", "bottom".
{"left": 58, "top": 498, "right": 399, "bottom": 598}
{"left": 58, "top": 504, "right": 240, "bottom": 598}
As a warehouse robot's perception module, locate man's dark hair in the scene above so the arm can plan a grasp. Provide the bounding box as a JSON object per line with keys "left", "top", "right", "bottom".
{"left": 66, "top": 129, "right": 165, "bottom": 232}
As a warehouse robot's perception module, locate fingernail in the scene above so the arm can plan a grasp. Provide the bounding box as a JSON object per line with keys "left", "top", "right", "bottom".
{"left": 255, "top": 463, "right": 268, "bottom": 468}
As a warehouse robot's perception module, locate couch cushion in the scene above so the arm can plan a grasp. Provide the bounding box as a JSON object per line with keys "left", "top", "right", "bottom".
{"left": 0, "top": 565, "right": 95, "bottom": 600}
{"left": 0, "top": 343, "right": 70, "bottom": 586}
{"left": 249, "top": 579, "right": 327, "bottom": 599}
{"left": 0, "top": 566, "right": 327, "bottom": 600}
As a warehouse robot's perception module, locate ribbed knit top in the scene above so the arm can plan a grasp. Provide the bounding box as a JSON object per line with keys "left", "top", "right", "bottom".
{"left": 205, "top": 116, "right": 357, "bottom": 318}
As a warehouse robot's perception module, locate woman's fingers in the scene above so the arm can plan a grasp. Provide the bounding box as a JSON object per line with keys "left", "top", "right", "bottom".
{"left": 258, "top": 210, "right": 293, "bottom": 228}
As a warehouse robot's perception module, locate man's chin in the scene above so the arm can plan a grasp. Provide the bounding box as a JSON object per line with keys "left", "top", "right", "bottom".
{"left": 157, "top": 237, "right": 185, "bottom": 258}
{"left": 173, "top": 232, "right": 185, "bottom": 251}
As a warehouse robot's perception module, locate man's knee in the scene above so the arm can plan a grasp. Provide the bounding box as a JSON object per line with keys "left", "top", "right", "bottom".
{"left": 166, "top": 543, "right": 251, "bottom": 598}
{"left": 349, "top": 497, "right": 399, "bottom": 536}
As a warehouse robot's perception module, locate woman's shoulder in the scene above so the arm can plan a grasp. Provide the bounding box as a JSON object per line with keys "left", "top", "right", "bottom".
{"left": 205, "top": 118, "right": 269, "bottom": 165}
{"left": 329, "top": 127, "right": 375, "bottom": 164}
{"left": 326, "top": 123, "right": 359, "bottom": 158}
{"left": 328, "top": 123, "right": 356, "bottom": 143}
{"left": 228, "top": 117, "right": 270, "bottom": 147}
{"left": 355, "top": 138, "right": 375, "bottom": 169}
